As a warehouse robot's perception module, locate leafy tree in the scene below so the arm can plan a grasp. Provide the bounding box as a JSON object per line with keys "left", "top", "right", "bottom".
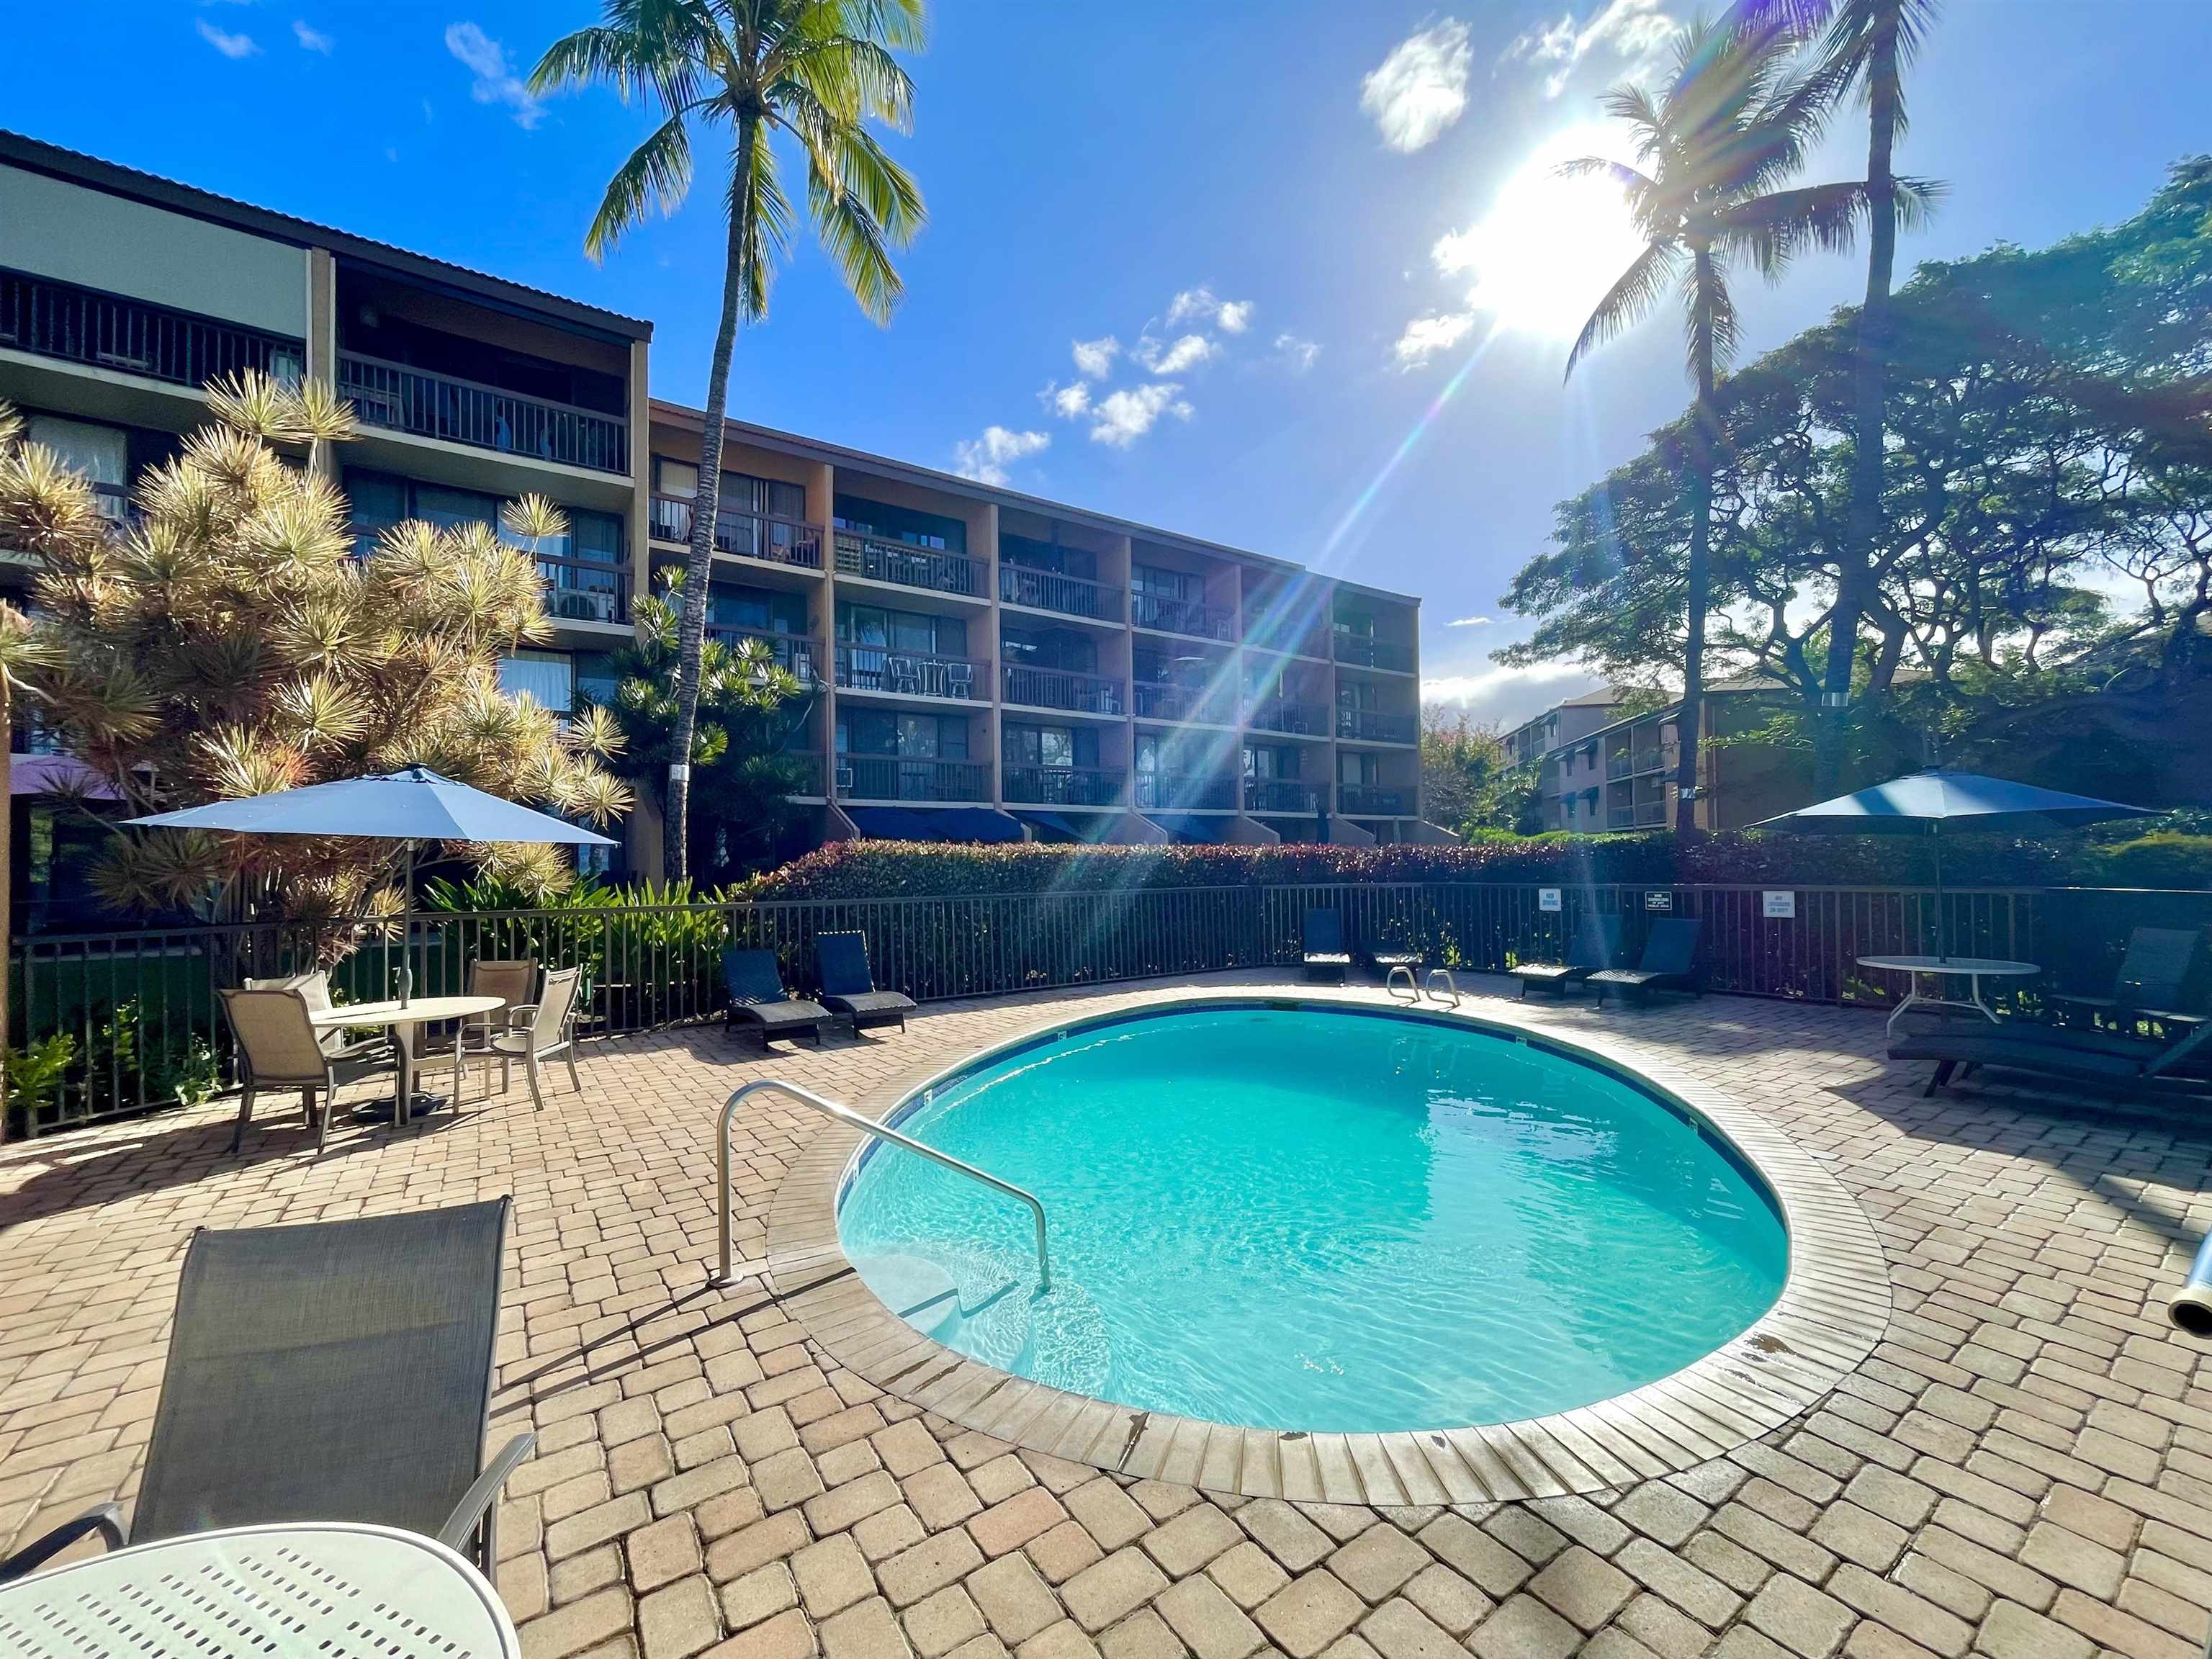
{"left": 0, "top": 376, "right": 631, "bottom": 930}
{"left": 1420, "top": 705, "right": 1543, "bottom": 836}
{"left": 534, "top": 0, "right": 925, "bottom": 882}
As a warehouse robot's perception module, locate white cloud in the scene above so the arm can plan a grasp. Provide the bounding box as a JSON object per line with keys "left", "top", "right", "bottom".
{"left": 195, "top": 19, "right": 260, "bottom": 58}
{"left": 1071, "top": 336, "right": 1120, "bottom": 379}
{"left": 1424, "top": 660, "right": 1600, "bottom": 727}
{"left": 1166, "top": 287, "right": 1254, "bottom": 335}
{"left": 1044, "top": 381, "right": 1092, "bottom": 419}
{"left": 1089, "top": 384, "right": 1192, "bottom": 449}
{"left": 1360, "top": 21, "right": 1473, "bottom": 153}
{"left": 1134, "top": 333, "right": 1219, "bottom": 376}
{"left": 1272, "top": 333, "right": 1321, "bottom": 372}
{"left": 293, "top": 19, "right": 334, "bottom": 53}
{"left": 953, "top": 426, "right": 1051, "bottom": 487}
{"left": 1216, "top": 300, "right": 1254, "bottom": 334}
{"left": 1502, "top": 0, "right": 1677, "bottom": 99}
{"left": 446, "top": 21, "right": 544, "bottom": 129}
{"left": 1393, "top": 311, "right": 1476, "bottom": 369}
{"left": 1447, "top": 615, "right": 1493, "bottom": 627}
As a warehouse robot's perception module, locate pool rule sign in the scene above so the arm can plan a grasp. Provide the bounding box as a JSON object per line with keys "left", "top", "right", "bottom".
{"left": 1763, "top": 891, "right": 1797, "bottom": 920}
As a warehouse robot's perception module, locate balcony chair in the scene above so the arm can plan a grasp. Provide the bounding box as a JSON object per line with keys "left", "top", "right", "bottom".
{"left": 218, "top": 986, "right": 399, "bottom": 1155}
{"left": 0, "top": 1200, "right": 533, "bottom": 1583}
{"left": 944, "top": 661, "right": 974, "bottom": 699}
{"left": 1588, "top": 917, "right": 1704, "bottom": 1007}
{"left": 1302, "top": 909, "right": 1352, "bottom": 984}
{"left": 886, "top": 654, "right": 922, "bottom": 696}
{"left": 487, "top": 966, "right": 585, "bottom": 1112}
{"left": 1509, "top": 914, "right": 1624, "bottom": 1000}
{"left": 815, "top": 932, "right": 917, "bottom": 1036}
{"left": 722, "top": 949, "right": 830, "bottom": 1048}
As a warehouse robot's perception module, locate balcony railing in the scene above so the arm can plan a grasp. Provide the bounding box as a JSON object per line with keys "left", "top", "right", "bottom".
{"left": 1335, "top": 709, "right": 1416, "bottom": 744}
{"left": 336, "top": 352, "right": 629, "bottom": 475}
{"left": 1, "top": 267, "right": 305, "bottom": 390}
{"left": 835, "top": 644, "right": 981, "bottom": 700}
{"left": 1132, "top": 593, "right": 1234, "bottom": 640}
{"left": 710, "top": 629, "right": 822, "bottom": 685}
{"left": 1332, "top": 633, "right": 1416, "bottom": 673}
{"left": 835, "top": 531, "right": 984, "bottom": 598}
{"left": 1243, "top": 699, "right": 1330, "bottom": 737}
{"left": 1338, "top": 785, "right": 1408, "bottom": 816}
{"left": 1244, "top": 779, "right": 1321, "bottom": 814}
{"left": 835, "top": 757, "right": 991, "bottom": 803}
{"left": 652, "top": 495, "right": 824, "bottom": 570}
{"left": 1003, "top": 766, "right": 1126, "bottom": 808}
{"left": 539, "top": 554, "right": 631, "bottom": 626}
{"left": 1133, "top": 682, "right": 1234, "bottom": 724}
{"left": 1135, "top": 771, "right": 1236, "bottom": 811}
{"left": 999, "top": 563, "right": 1123, "bottom": 622}
{"left": 1002, "top": 665, "right": 1124, "bottom": 716}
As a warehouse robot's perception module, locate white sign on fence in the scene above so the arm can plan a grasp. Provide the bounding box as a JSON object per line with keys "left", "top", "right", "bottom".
{"left": 1538, "top": 888, "right": 1562, "bottom": 912}
{"left": 1763, "top": 890, "right": 1797, "bottom": 920}
{"left": 1645, "top": 891, "right": 1673, "bottom": 911}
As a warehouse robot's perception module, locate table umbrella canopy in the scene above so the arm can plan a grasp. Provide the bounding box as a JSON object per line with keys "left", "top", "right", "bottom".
{"left": 1749, "top": 769, "right": 2156, "bottom": 836}
{"left": 122, "top": 767, "right": 617, "bottom": 845}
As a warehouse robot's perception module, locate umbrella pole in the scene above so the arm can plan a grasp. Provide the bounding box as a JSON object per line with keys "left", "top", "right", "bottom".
{"left": 401, "top": 841, "right": 415, "bottom": 1006}
{"left": 1933, "top": 826, "right": 1946, "bottom": 963}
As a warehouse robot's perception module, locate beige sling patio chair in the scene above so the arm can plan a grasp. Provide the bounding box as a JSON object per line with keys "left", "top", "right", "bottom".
{"left": 244, "top": 971, "right": 343, "bottom": 1053}
{"left": 219, "top": 987, "right": 398, "bottom": 1154}
{"left": 407, "top": 958, "right": 539, "bottom": 1102}
{"left": 488, "top": 966, "right": 584, "bottom": 1112}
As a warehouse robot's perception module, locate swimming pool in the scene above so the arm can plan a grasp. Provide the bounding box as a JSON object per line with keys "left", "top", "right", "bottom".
{"left": 835, "top": 1003, "right": 1789, "bottom": 1433}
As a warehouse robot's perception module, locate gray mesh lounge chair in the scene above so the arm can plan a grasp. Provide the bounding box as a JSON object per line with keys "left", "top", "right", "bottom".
{"left": 1588, "top": 917, "right": 1704, "bottom": 1007}
{"left": 1510, "top": 914, "right": 1624, "bottom": 1000}
{"left": 489, "top": 966, "right": 585, "bottom": 1110}
{"left": 723, "top": 949, "right": 830, "bottom": 1048}
{"left": 1303, "top": 909, "right": 1351, "bottom": 984}
{"left": 1894, "top": 1019, "right": 2212, "bottom": 1100}
{"left": 2047, "top": 927, "right": 2206, "bottom": 1030}
{"left": 220, "top": 986, "right": 399, "bottom": 1154}
{"left": 817, "top": 932, "right": 916, "bottom": 1034}
{"left": 0, "top": 1200, "right": 532, "bottom": 1583}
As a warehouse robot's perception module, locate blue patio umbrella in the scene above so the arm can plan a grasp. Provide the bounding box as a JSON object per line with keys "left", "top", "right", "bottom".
{"left": 1749, "top": 769, "right": 2154, "bottom": 959}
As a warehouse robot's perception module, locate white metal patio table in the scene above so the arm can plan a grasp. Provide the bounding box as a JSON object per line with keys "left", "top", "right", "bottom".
{"left": 311, "top": 994, "right": 505, "bottom": 1125}
{"left": 1856, "top": 954, "right": 2041, "bottom": 1036}
{"left": 0, "top": 1521, "right": 519, "bottom": 1658}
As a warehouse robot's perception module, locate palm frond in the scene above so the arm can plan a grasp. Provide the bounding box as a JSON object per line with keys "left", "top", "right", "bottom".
{"left": 585, "top": 109, "right": 699, "bottom": 261}
{"left": 1566, "top": 242, "right": 1684, "bottom": 383}
{"left": 1712, "top": 181, "right": 1869, "bottom": 275}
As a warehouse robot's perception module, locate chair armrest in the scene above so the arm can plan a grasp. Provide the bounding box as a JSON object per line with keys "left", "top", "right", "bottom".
{"left": 437, "top": 1431, "right": 537, "bottom": 1554}
{"left": 0, "top": 1502, "right": 125, "bottom": 1583}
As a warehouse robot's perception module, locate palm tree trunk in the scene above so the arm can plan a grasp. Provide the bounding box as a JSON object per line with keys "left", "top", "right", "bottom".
{"left": 1, "top": 675, "right": 10, "bottom": 1146}
{"left": 1678, "top": 257, "right": 1718, "bottom": 839}
{"left": 1817, "top": 5, "right": 1903, "bottom": 791}
{"left": 665, "top": 118, "right": 760, "bottom": 882}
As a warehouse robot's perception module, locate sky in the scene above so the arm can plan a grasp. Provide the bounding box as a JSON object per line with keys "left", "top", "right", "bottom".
{"left": 9, "top": 1, "right": 2211, "bottom": 728}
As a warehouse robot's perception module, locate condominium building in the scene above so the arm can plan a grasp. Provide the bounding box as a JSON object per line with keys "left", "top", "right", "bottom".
{"left": 1534, "top": 681, "right": 1809, "bottom": 833}
{"left": 0, "top": 132, "right": 1426, "bottom": 889}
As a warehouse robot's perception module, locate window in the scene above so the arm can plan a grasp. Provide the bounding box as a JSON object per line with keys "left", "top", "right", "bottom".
{"left": 833, "top": 494, "right": 966, "bottom": 554}
{"left": 715, "top": 587, "right": 809, "bottom": 636}
{"left": 1004, "top": 725, "right": 1095, "bottom": 768}
{"left": 413, "top": 482, "right": 502, "bottom": 532}
{"left": 1132, "top": 565, "right": 1198, "bottom": 601}
{"left": 655, "top": 457, "right": 698, "bottom": 498}
{"left": 1242, "top": 745, "right": 1300, "bottom": 781}
{"left": 499, "top": 649, "right": 574, "bottom": 713}
{"left": 574, "top": 652, "right": 619, "bottom": 708}
{"left": 27, "top": 415, "right": 127, "bottom": 492}
{"left": 1001, "top": 531, "right": 1094, "bottom": 580}
{"left": 1338, "top": 750, "right": 1380, "bottom": 786}
{"left": 1000, "top": 626, "right": 1094, "bottom": 673}
{"left": 837, "top": 605, "right": 964, "bottom": 656}
{"left": 836, "top": 710, "right": 967, "bottom": 758}
{"left": 724, "top": 470, "right": 807, "bottom": 523}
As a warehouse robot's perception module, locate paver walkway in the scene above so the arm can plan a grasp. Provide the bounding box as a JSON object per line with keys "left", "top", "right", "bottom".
{"left": 2, "top": 973, "right": 2209, "bottom": 1659}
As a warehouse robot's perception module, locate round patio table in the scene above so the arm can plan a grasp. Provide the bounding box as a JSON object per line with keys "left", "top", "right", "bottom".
{"left": 311, "top": 994, "right": 505, "bottom": 1125}
{"left": 0, "top": 1520, "right": 519, "bottom": 1658}
{"left": 1856, "top": 954, "right": 2040, "bottom": 1037}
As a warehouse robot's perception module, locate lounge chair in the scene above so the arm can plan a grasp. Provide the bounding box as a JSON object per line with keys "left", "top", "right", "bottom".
{"left": 1894, "top": 1018, "right": 2212, "bottom": 1100}
{"left": 1359, "top": 932, "right": 1424, "bottom": 984}
{"left": 2046, "top": 926, "right": 2206, "bottom": 1030}
{"left": 1509, "top": 914, "right": 1624, "bottom": 1000}
{"left": 220, "top": 986, "right": 400, "bottom": 1154}
{"left": 0, "top": 1200, "right": 532, "bottom": 1583}
{"left": 1302, "top": 909, "right": 1351, "bottom": 984}
{"left": 723, "top": 948, "right": 830, "bottom": 1048}
{"left": 817, "top": 932, "right": 916, "bottom": 1035}
{"left": 1588, "top": 917, "right": 1704, "bottom": 1007}
{"left": 488, "top": 965, "right": 585, "bottom": 1110}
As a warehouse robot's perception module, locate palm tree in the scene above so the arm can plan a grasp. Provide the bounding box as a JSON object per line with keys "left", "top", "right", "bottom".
{"left": 1562, "top": 15, "right": 1889, "bottom": 832}
{"left": 533, "top": 0, "right": 926, "bottom": 881}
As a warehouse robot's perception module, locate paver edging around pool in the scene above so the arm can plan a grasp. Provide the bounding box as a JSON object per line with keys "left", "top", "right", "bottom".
{"left": 766, "top": 983, "right": 1894, "bottom": 1505}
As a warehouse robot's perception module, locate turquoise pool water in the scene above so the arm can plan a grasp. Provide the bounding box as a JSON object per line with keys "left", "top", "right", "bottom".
{"left": 837, "top": 1004, "right": 1788, "bottom": 1432}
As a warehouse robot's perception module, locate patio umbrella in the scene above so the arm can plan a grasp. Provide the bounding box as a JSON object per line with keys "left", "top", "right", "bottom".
{"left": 1749, "top": 768, "right": 2155, "bottom": 959}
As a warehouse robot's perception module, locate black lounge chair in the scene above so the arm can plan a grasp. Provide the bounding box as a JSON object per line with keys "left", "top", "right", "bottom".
{"left": 1510, "top": 914, "right": 1624, "bottom": 1000}
{"left": 1302, "top": 909, "right": 1351, "bottom": 984}
{"left": 1588, "top": 917, "right": 1704, "bottom": 1007}
{"left": 1894, "top": 1018, "right": 2212, "bottom": 1101}
{"left": 0, "top": 1200, "right": 531, "bottom": 1583}
{"left": 2047, "top": 925, "right": 2206, "bottom": 1030}
{"left": 817, "top": 932, "right": 916, "bottom": 1035}
{"left": 1359, "top": 932, "right": 1424, "bottom": 982}
{"left": 723, "top": 948, "right": 830, "bottom": 1048}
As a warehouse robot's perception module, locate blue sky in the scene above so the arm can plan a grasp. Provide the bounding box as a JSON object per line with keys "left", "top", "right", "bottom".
{"left": 11, "top": 2, "right": 2211, "bottom": 724}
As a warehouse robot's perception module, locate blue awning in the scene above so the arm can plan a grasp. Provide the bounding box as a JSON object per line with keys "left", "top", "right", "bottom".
{"left": 1144, "top": 814, "right": 1234, "bottom": 844}
{"left": 844, "top": 806, "right": 1023, "bottom": 843}
{"left": 1009, "top": 810, "right": 1082, "bottom": 842}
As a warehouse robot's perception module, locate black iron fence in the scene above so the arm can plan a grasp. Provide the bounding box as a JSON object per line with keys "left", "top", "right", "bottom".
{"left": 1, "top": 266, "right": 305, "bottom": 390}
{"left": 12, "top": 881, "right": 2212, "bottom": 1138}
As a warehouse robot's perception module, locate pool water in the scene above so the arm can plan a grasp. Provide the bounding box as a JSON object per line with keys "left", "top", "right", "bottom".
{"left": 837, "top": 1005, "right": 1788, "bottom": 1432}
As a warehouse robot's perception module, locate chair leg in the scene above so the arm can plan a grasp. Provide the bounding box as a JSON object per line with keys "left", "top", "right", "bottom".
{"left": 523, "top": 1051, "right": 546, "bottom": 1112}
{"left": 502, "top": 1058, "right": 513, "bottom": 1094}
{"left": 230, "top": 1082, "right": 257, "bottom": 1155}
{"left": 564, "top": 1046, "right": 581, "bottom": 1094}
{"left": 315, "top": 1083, "right": 336, "bottom": 1152}
{"left": 301, "top": 1084, "right": 317, "bottom": 1128}
{"left": 1924, "top": 1059, "right": 1956, "bottom": 1098}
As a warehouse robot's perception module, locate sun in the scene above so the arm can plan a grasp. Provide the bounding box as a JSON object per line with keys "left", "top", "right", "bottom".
{"left": 1437, "top": 125, "right": 1647, "bottom": 341}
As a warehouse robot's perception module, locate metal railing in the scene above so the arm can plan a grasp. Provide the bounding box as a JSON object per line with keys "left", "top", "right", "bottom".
{"left": 999, "top": 563, "right": 1123, "bottom": 622}
{"left": 538, "top": 554, "right": 630, "bottom": 626}
{"left": 653, "top": 495, "right": 825, "bottom": 570}
{"left": 835, "top": 645, "right": 981, "bottom": 700}
{"left": 1002, "top": 665, "right": 1124, "bottom": 715}
{"left": 835, "top": 757, "right": 991, "bottom": 803}
{"left": 1244, "top": 699, "right": 1331, "bottom": 737}
{"left": 1135, "top": 772, "right": 1236, "bottom": 811}
{"left": 1332, "top": 633, "right": 1416, "bottom": 673}
{"left": 1, "top": 266, "right": 305, "bottom": 390}
{"left": 1133, "top": 682, "right": 1233, "bottom": 724}
{"left": 1336, "top": 709, "right": 1416, "bottom": 744}
{"left": 1245, "top": 780, "right": 1321, "bottom": 814}
{"left": 1132, "top": 593, "right": 1234, "bottom": 640}
{"left": 1003, "top": 766, "right": 1125, "bottom": 807}
{"left": 336, "top": 352, "right": 629, "bottom": 475}
{"left": 835, "top": 532, "right": 984, "bottom": 597}
{"left": 1338, "top": 785, "right": 1408, "bottom": 816}
{"left": 715, "top": 1079, "right": 1048, "bottom": 1288}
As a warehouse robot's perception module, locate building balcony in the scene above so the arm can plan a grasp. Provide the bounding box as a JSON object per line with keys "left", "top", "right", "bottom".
{"left": 1338, "top": 784, "right": 1408, "bottom": 816}
{"left": 1001, "top": 665, "right": 1124, "bottom": 716}
{"left": 833, "top": 531, "right": 984, "bottom": 598}
{"left": 336, "top": 352, "right": 628, "bottom": 475}
{"left": 999, "top": 562, "right": 1123, "bottom": 623}
{"left": 835, "top": 644, "right": 981, "bottom": 700}
{"left": 1, "top": 266, "right": 304, "bottom": 390}
{"left": 834, "top": 757, "right": 990, "bottom": 803}
{"left": 1132, "top": 593, "right": 1234, "bottom": 641}
{"left": 652, "top": 495, "right": 824, "bottom": 570}
{"left": 539, "top": 555, "right": 630, "bottom": 627}
{"left": 1336, "top": 709, "right": 1416, "bottom": 744}
{"left": 1243, "top": 699, "right": 1331, "bottom": 737}
{"left": 710, "top": 628, "right": 822, "bottom": 685}
{"left": 1133, "top": 682, "right": 1234, "bottom": 724}
{"left": 1607, "top": 747, "right": 1669, "bottom": 780}
{"left": 1332, "top": 633, "right": 1416, "bottom": 673}
{"left": 1003, "top": 765, "right": 1125, "bottom": 808}
{"left": 1135, "top": 771, "right": 1236, "bottom": 811}
{"left": 1245, "top": 779, "right": 1321, "bottom": 814}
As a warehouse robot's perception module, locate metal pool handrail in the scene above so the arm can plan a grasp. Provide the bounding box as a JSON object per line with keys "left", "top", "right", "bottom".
{"left": 716, "top": 1079, "right": 1051, "bottom": 1292}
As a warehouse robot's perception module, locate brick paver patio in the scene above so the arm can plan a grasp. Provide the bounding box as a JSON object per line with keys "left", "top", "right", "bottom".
{"left": 4, "top": 972, "right": 2209, "bottom": 1659}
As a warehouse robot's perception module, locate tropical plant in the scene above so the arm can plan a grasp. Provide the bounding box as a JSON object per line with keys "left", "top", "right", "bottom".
{"left": 533, "top": 0, "right": 927, "bottom": 882}
{"left": 0, "top": 410, "right": 58, "bottom": 1140}
{"left": 4, "top": 1032, "right": 76, "bottom": 1133}
{"left": 1560, "top": 13, "right": 1899, "bottom": 832}
{"left": 0, "top": 377, "right": 632, "bottom": 936}
{"left": 1420, "top": 705, "right": 1543, "bottom": 836}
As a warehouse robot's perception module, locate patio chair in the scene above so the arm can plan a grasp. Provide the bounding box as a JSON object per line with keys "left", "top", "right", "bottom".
{"left": 245, "top": 970, "right": 344, "bottom": 1053}
{"left": 219, "top": 986, "right": 399, "bottom": 1155}
{"left": 0, "top": 1200, "right": 532, "bottom": 1583}
{"left": 488, "top": 966, "right": 585, "bottom": 1112}
{"left": 408, "top": 957, "right": 539, "bottom": 1101}
{"left": 816, "top": 932, "right": 917, "bottom": 1035}
{"left": 1588, "top": 917, "right": 1704, "bottom": 1007}
{"left": 944, "top": 661, "right": 975, "bottom": 699}
{"left": 723, "top": 948, "right": 830, "bottom": 1048}
{"left": 886, "top": 654, "right": 922, "bottom": 695}
{"left": 1894, "top": 1018, "right": 2212, "bottom": 1101}
{"left": 1302, "top": 909, "right": 1351, "bottom": 984}
{"left": 1359, "top": 932, "right": 1424, "bottom": 984}
{"left": 1509, "top": 914, "right": 1624, "bottom": 1000}
{"left": 2046, "top": 926, "right": 2206, "bottom": 1030}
